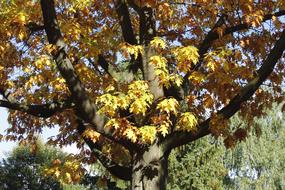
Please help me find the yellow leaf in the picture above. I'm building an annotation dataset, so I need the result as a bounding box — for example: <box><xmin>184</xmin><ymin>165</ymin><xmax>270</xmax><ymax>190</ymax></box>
<box><xmin>158</xmin><ymin>121</ymin><xmax>170</xmax><ymax>137</ymax></box>
<box><xmin>189</xmin><ymin>71</ymin><xmax>206</xmax><ymax>83</ymax></box>
<box><xmin>157</xmin><ymin>98</ymin><xmax>179</xmax><ymax>115</ymax></box>
<box><xmin>173</xmin><ymin>46</ymin><xmax>199</xmax><ymax>73</ymax></box>
<box><xmin>176</xmin><ymin>112</ymin><xmax>198</xmax><ymax>132</ymax></box>
<box><xmin>139</xmin><ymin>126</ymin><xmax>157</xmax><ymax>144</ymax></box>
<box><xmin>82</xmin><ymin>128</ymin><xmax>101</xmax><ymax>143</ymax></box>
<box><xmin>150</xmin><ymin>37</ymin><xmax>166</xmax><ymax>49</ymax></box>
<box><xmin>14</xmin><ymin>12</ymin><xmax>27</xmax><ymax>25</ymax></box>
<box><xmin>124</xmin><ymin>128</ymin><xmax>137</xmax><ymax>143</ymax></box>
<box><xmin>120</xmin><ymin>43</ymin><xmax>143</xmax><ymax>59</ymax></box>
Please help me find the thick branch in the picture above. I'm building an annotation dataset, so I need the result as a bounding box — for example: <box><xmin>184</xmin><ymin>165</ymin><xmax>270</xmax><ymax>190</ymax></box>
<box><xmin>40</xmin><ymin>0</ymin><xmax>140</xmax><ymax>152</ymax></box>
<box><xmin>0</xmin><ymin>88</ymin><xmax>73</xmax><ymax>117</ymax></box>
<box><xmin>199</xmin><ymin>10</ymin><xmax>285</xmax><ymax>61</ymax></box>
<box><xmin>137</xmin><ymin>6</ymin><xmax>164</xmax><ymax>100</ymax></box>
<box><xmin>164</xmin><ymin>28</ymin><xmax>285</xmax><ymax>150</ymax></box>
<box><xmin>182</xmin><ymin>10</ymin><xmax>285</xmax><ymax>88</ymax></box>
<box><xmin>115</xmin><ymin>0</ymin><xmax>137</xmax><ymax>45</ymax></box>
<box><xmin>0</xmin><ymin>99</ymin><xmax>73</xmax><ymax>118</ymax></box>
<box><xmin>76</xmin><ymin>118</ymin><xmax>132</xmax><ymax>180</ymax></box>
<box><xmin>40</xmin><ymin>0</ymin><xmax>109</xmax><ymax>135</ymax></box>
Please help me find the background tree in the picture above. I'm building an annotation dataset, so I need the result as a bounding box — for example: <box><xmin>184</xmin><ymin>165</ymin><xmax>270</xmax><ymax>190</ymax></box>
<box><xmin>223</xmin><ymin>103</ymin><xmax>285</xmax><ymax>190</ymax></box>
<box><xmin>0</xmin><ymin>140</ymin><xmax>97</xmax><ymax>190</ymax></box>
<box><xmin>167</xmin><ymin>102</ymin><xmax>285</xmax><ymax>190</ymax></box>
<box><xmin>0</xmin><ymin>0</ymin><xmax>285</xmax><ymax>189</ymax></box>
<box><xmin>0</xmin><ymin>140</ymin><xmax>65</xmax><ymax>190</ymax></box>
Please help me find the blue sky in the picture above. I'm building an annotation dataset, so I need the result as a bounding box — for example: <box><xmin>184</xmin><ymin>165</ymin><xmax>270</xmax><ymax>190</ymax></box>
<box><xmin>0</xmin><ymin>108</ymin><xmax>79</xmax><ymax>158</ymax></box>
<box><xmin>0</xmin><ymin>108</ymin><xmax>15</xmax><ymax>158</ymax></box>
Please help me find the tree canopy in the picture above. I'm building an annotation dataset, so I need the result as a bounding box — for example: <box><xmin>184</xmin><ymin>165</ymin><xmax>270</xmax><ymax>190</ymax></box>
<box><xmin>0</xmin><ymin>140</ymin><xmax>69</xmax><ymax>190</ymax></box>
<box><xmin>0</xmin><ymin>0</ymin><xmax>285</xmax><ymax>189</ymax></box>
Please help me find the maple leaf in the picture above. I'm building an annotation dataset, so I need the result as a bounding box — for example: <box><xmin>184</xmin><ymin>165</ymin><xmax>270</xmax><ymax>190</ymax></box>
<box><xmin>173</xmin><ymin>46</ymin><xmax>199</xmax><ymax>73</ymax></box>
<box><xmin>150</xmin><ymin>37</ymin><xmax>166</xmax><ymax>49</ymax></box>
<box><xmin>124</xmin><ymin>128</ymin><xmax>137</xmax><ymax>143</ymax></box>
<box><xmin>157</xmin><ymin>121</ymin><xmax>171</xmax><ymax>137</ymax></box>
<box><xmin>139</xmin><ymin>126</ymin><xmax>157</xmax><ymax>144</ymax></box>
<box><xmin>157</xmin><ymin>98</ymin><xmax>179</xmax><ymax>115</ymax></box>
<box><xmin>176</xmin><ymin>112</ymin><xmax>198</xmax><ymax>132</ymax></box>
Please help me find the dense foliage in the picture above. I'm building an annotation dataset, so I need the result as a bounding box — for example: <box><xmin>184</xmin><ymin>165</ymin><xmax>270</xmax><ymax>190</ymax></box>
<box><xmin>0</xmin><ymin>0</ymin><xmax>285</xmax><ymax>189</ymax></box>
<box><xmin>168</xmin><ymin>103</ymin><xmax>285</xmax><ymax>190</ymax></box>
<box><xmin>0</xmin><ymin>141</ymin><xmax>64</xmax><ymax>190</ymax></box>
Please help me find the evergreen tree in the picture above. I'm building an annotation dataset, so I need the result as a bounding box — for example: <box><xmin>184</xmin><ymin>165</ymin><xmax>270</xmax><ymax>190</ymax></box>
<box><xmin>168</xmin><ymin>103</ymin><xmax>285</xmax><ymax>190</ymax></box>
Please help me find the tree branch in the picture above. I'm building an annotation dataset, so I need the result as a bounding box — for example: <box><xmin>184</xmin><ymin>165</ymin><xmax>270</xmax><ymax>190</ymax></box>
<box><xmin>40</xmin><ymin>0</ymin><xmax>110</xmax><ymax>135</ymax></box>
<box><xmin>182</xmin><ymin>10</ymin><xmax>285</xmax><ymax>89</ymax></box>
<box><xmin>164</xmin><ymin>28</ymin><xmax>285</xmax><ymax>150</ymax></box>
<box><xmin>0</xmin><ymin>99</ymin><xmax>73</xmax><ymax>118</ymax></box>
<box><xmin>76</xmin><ymin>118</ymin><xmax>132</xmax><ymax>180</ymax></box>
<box><xmin>40</xmin><ymin>0</ymin><xmax>140</xmax><ymax>152</ymax></box>
<box><xmin>114</xmin><ymin>0</ymin><xmax>137</xmax><ymax>45</ymax></box>
<box><xmin>0</xmin><ymin>88</ymin><xmax>73</xmax><ymax>118</ymax></box>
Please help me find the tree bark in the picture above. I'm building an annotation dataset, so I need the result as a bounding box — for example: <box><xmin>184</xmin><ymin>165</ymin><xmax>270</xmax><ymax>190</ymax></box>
<box><xmin>131</xmin><ymin>143</ymin><xmax>169</xmax><ymax>190</ymax></box>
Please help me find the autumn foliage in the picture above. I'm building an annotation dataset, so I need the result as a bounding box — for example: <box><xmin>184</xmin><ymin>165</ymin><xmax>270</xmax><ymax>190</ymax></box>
<box><xmin>0</xmin><ymin>0</ymin><xmax>285</xmax><ymax>189</ymax></box>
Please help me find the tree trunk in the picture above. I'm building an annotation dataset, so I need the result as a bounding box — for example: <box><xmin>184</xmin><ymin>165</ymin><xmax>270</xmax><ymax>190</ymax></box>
<box><xmin>131</xmin><ymin>143</ymin><xmax>169</xmax><ymax>190</ymax></box>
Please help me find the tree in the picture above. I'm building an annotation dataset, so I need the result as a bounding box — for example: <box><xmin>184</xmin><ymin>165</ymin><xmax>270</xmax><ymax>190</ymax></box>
<box><xmin>0</xmin><ymin>140</ymin><xmax>93</xmax><ymax>190</ymax></box>
<box><xmin>223</xmin><ymin>103</ymin><xmax>285</xmax><ymax>190</ymax></box>
<box><xmin>0</xmin><ymin>140</ymin><xmax>64</xmax><ymax>190</ymax></box>
<box><xmin>168</xmin><ymin>136</ymin><xmax>227</xmax><ymax>190</ymax></box>
<box><xmin>167</xmin><ymin>102</ymin><xmax>285</xmax><ymax>190</ymax></box>
<box><xmin>0</xmin><ymin>0</ymin><xmax>285</xmax><ymax>189</ymax></box>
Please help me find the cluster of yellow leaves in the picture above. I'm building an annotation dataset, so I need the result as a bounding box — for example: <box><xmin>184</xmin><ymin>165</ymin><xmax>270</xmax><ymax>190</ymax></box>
<box><xmin>128</xmin><ymin>81</ymin><xmax>154</xmax><ymax>115</ymax></box>
<box><xmin>176</xmin><ymin>112</ymin><xmax>198</xmax><ymax>132</ymax></box>
<box><xmin>75</xmin><ymin>63</ymin><xmax>99</xmax><ymax>85</ymax></box>
<box><xmin>157</xmin><ymin>3</ymin><xmax>173</xmax><ymax>19</ymax></box>
<box><xmin>139</xmin><ymin>126</ymin><xmax>157</xmax><ymax>144</ymax></box>
<box><xmin>120</xmin><ymin>43</ymin><xmax>143</xmax><ymax>59</ymax></box>
<box><xmin>123</xmin><ymin>127</ymin><xmax>138</xmax><ymax>143</ymax></box>
<box><xmin>68</xmin><ymin>0</ymin><xmax>93</xmax><ymax>12</ymax></box>
<box><xmin>13</xmin><ymin>12</ymin><xmax>28</xmax><ymax>26</ymax></box>
<box><xmin>96</xmin><ymin>92</ymin><xmax>128</xmax><ymax>116</ymax></box>
<box><xmin>157</xmin><ymin>97</ymin><xmax>179</xmax><ymax>115</ymax></box>
<box><xmin>173</xmin><ymin>46</ymin><xmax>199</xmax><ymax>73</ymax></box>
<box><xmin>105</xmin><ymin>118</ymin><xmax>138</xmax><ymax>143</ymax></box>
<box><xmin>97</xmin><ymin>81</ymin><xmax>154</xmax><ymax>116</ymax></box>
<box><xmin>45</xmin><ymin>158</ymin><xmax>84</xmax><ymax>184</ymax></box>
<box><xmin>82</xmin><ymin>128</ymin><xmax>101</xmax><ymax>143</ymax></box>
<box><xmin>61</xmin><ymin>21</ymin><xmax>82</xmax><ymax>41</ymax></box>
<box><xmin>150</xmin><ymin>37</ymin><xmax>166</xmax><ymax>49</ymax></box>
<box><xmin>149</xmin><ymin>55</ymin><xmax>182</xmax><ymax>87</ymax></box>
<box><xmin>157</xmin><ymin>120</ymin><xmax>171</xmax><ymax>137</ymax></box>
<box><xmin>155</xmin><ymin>98</ymin><xmax>179</xmax><ymax>136</ymax></box>
<box><xmin>189</xmin><ymin>71</ymin><xmax>206</xmax><ymax>84</ymax></box>
<box><xmin>34</xmin><ymin>55</ymin><xmax>53</xmax><ymax>70</ymax></box>
<box><xmin>105</xmin><ymin>119</ymin><xmax>157</xmax><ymax>144</ymax></box>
